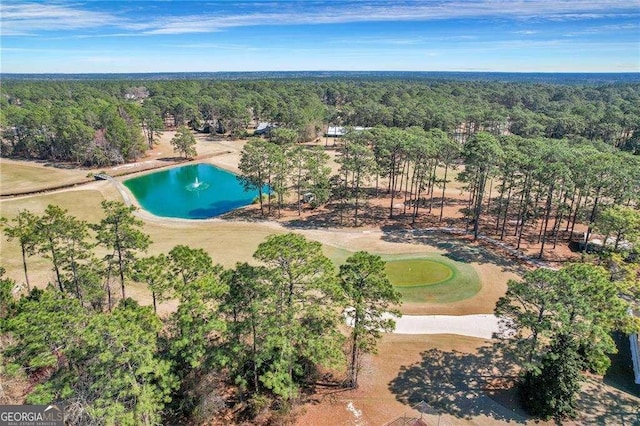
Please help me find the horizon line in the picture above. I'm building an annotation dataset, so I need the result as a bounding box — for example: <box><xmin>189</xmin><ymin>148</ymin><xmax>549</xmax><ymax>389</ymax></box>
<box><xmin>2</xmin><ymin>70</ymin><xmax>639</xmax><ymax>75</ymax></box>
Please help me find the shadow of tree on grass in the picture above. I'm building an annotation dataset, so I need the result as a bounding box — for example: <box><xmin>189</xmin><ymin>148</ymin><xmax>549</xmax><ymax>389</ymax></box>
<box><xmin>576</xmin><ymin>377</ymin><xmax>640</xmax><ymax>425</ymax></box>
<box><xmin>388</xmin><ymin>345</ymin><xmax>529</xmax><ymax>423</ymax></box>
<box><xmin>380</xmin><ymin>225</ymin><xmax>527</xmax><ymax>274</ymax></box>
<box><xmin>389</xmin><ymin>342</ymin><xmax>640</xmax><ymax>425</ymax></box>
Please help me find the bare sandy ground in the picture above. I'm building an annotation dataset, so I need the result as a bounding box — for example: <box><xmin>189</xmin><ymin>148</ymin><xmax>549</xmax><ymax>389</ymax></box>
<box><xmin>388</xmin><ymin>314</ymin><xmax>499</xmax><ymax>338</ymax></box>
<box><xmin>297</xmin><ymin>333</ymin><xmax>640</xmax><ymax>426</ymax></box>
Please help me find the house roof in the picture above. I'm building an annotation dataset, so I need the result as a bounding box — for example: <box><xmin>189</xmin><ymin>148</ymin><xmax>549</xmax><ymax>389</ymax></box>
<box><xmin>326</xmin><ymin>126</ymin><xmax>370</xmax><ymax>136</ymax></box>
<box><xmin>254</xmin><ymin>122</ymin><xmax>277</xmax><ymax>135</ymax></box>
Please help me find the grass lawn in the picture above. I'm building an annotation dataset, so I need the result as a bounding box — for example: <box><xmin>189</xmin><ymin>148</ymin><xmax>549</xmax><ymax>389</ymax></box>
<box><xmin>384</xmin><ymin>254</ymin><xmax>481</xmax><ymax>304</ymax></box>
<box><xmin>0</xmin><ymin>160</ymin><xmax>90</xmax><ymax>195</ymax></box>
<box><xmin>2</xmin><ymin>179</ymin><xmax>483</xmax><ymax>311</ymax></box>
<box><xmin>1</xmin><ymin>187</ymin><xmax>115</xmax><ymax>222</ymax></box>
<box><xmin>0</xmin><ymin>184</ymin><xmax>282</xmax><ymax>297</ymax></box>
<box><xmin>323</xmin><ymin>247</ymin><xmax>481</xmax><ymax>304</ymax></box>
<box><xmin>385</xmin><ymin>259</ymin><xmax>453</xmax><ymax>287</ymax></box>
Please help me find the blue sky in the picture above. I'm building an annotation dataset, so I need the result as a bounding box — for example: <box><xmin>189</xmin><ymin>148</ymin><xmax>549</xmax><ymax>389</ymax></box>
<box><xmin>1</xmin><ymin>0</ymin><xmax>638</xmax><ymax>73</ymax></box>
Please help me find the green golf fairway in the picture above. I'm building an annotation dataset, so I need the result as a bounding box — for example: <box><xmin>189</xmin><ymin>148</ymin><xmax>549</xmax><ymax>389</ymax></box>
<box><xmin>385</xmin><ymin>259</ymin><xmax>453</xmax><ymax>287</ymax></box>
<box><xmin>323</xmin><ymin>247</ymin><xmax>482</xmax><ymax>304</ymax></box>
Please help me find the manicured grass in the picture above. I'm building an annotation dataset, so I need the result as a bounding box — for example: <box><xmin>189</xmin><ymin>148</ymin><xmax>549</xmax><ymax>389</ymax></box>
<box><xmin>0</xmin><ymin>160</ymin><xmax>89</xmax><ymax>195</ymax></box>
<box><xmin>0</xmin><ymin>188</ymin><xmax>112</xmax><ymax>222</ymax></box>
<box><xmin>1</xmin><ymin>183</ymin><xmax>478</xmax><ymax>307</ymax></box>
<box><xmin>394</xmin><ymin>266</ymin><xmax>480</xmax><ymax>304</ymax></box>
<box><xmin>384</xmin><ymin>254</ymin><xmax>481</xmax><ymax>304</ymax></box>
<box><xmin>322</xmin><ymin>247</ymin><xmax>481</xmax><ymax>304</ymax></box>
<box><xmin>0</xmin><ymin>185</ymin><xmax>283</xmax><ymax>296</ymax></box>
<box><xmin>385</xmin><ymin>259</ymin><xmax>453</xmax><ymax>287</ymax></box>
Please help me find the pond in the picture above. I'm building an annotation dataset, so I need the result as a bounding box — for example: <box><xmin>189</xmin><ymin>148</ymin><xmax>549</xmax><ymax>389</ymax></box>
<box><xmin>124</xmin><ymin>163</ymin><xmax>264</xmax><ymax>219</ymax></box>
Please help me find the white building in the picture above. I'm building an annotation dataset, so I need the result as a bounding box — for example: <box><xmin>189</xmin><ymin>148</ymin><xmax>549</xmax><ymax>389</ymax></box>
<box><xmin>325</xmin><ymin>126</ymin><xmax>370</xmax><ymax>137</ymax></box>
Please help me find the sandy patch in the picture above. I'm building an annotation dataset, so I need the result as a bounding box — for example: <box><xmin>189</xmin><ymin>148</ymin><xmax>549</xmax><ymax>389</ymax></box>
<box><xmin>391</xmin><ymin>314</ymin><xmax>499</xmax><ymax>339</ymax></box>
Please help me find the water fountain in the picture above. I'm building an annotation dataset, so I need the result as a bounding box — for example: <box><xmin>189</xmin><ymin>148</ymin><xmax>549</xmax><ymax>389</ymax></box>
<box><xmin>186</xmin><ymin>176</ymin><xmax>210</xmax><ymax>192</ymax></box>
<box><xmin>125</xmin><ymin>163</ymin><xmax>268</xmax><ymax>219</ymax></box>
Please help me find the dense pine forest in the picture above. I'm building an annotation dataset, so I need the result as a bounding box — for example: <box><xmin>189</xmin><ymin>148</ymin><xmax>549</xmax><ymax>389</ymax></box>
<box><xmin>2</xmin><ymin>78</ymin><xmax>639</xmax><ymax>251</ymax></box>
<box><xmin>2</xmin><ymin>79</ymin><xmax>640</xmax><ymax>165</ymax></box>
<box><xmin>1</xmin><ymin>78</ymin><xmax>639</xmax><ymax>424</ymax></box>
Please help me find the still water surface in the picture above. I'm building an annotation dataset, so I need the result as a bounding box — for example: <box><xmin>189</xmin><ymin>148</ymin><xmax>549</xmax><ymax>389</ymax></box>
<box><xmin>124</xmin><ymin>163</ymin><xmax>263</xmax><ymax>219</ymax></box>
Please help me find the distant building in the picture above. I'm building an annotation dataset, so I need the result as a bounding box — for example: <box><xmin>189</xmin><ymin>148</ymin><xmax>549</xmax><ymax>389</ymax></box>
<box><xmin>325</xmin><ymin>126</ymin><xmax>370</xmax><ymax>137</ymax></box>
<box><xmin>123</xmin><ymin>86</ymin><xmax>149</xmax><ymax>100</ymax></box>
<box><xmin>302</xmin><ymin>192</ymin><xmax>315</xmax><ymax>204</ymax></box>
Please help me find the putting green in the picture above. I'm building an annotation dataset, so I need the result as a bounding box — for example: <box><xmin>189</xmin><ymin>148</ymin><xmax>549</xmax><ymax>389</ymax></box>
<box><xmin>323</xmin><ymin>246</ymin><xmax>481</xmax><ymax>304</ymax></box>
<box><xmin>385</xmin><ymin>259</ymin><xmax>453</xmax><ymax>288</ymax></box>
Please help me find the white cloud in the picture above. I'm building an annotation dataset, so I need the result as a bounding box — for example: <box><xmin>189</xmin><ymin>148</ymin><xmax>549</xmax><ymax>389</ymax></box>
<box><xmin>166</xmin><ymin>42</ymin><xmax>260</xmax><ymax>51</ymax></box>
<box><xmin>138</xmin><ymin>1</ymin><xmax>638</xmax><ymax>35</ymax></box>
<box><xmin>564</xmin><ymin>22</ymin><xmax>640</xmax><ymax>36</ymax></box>
<box><xmin>326</xmin><ymin>34</ymin><xmax>479</xmax><ymax>47</ymax></box>
<box><xmin>1</xmin><ymin>1</ymin><xmax>637</xmax><ymax>37</ymax></box>
<box><xmin>0</xmin><ymin>2</ymin><xmax>118</xmax><ymax>35</ymax></box>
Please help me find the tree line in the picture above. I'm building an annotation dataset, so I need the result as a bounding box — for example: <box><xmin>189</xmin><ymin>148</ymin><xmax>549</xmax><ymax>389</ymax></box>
<box><xmin>238</xmin><ymin>126</ymin><xmax>640</xmax><ymax>258</ymax></box>
<box><xmin>2</xmin><ymin>79</ymin><xmax>639</xmax><ymax>166</ymax></box>
<box><xmin>0</xmin><ymin>202</ymin><xmax>400</xmax><ymax>424</ymax></box>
